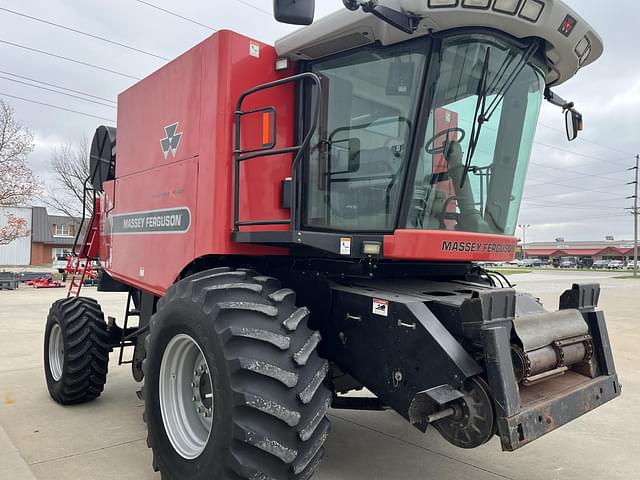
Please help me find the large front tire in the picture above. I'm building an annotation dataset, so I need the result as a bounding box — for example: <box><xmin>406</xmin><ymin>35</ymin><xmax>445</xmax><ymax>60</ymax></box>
<box><xmin>44</xmin><ymin>297</ymin><xmax>110</xmax><ymax>405</ymax></box>
<box><xmin>144</xmin><ymin>268</ymin><xmax>331</xmax><ymax>480</ymax></box>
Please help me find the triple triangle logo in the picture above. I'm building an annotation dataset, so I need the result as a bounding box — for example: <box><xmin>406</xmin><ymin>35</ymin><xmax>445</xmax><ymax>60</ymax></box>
<box><xmin>160</xmin><ymin>122</ymin><xmax>183</xmax><ymax>160</ymax></box>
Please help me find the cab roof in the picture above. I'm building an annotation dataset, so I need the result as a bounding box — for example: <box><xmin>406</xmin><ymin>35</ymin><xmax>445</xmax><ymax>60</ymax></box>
<box><xmin>275</xmin><ymin>0</ymin><xmax>603</xmax><ymax>86</ymax></box>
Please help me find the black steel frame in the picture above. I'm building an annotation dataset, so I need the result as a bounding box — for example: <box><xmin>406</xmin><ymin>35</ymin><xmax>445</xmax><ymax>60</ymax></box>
<box><xmin>233</xmin><ymin>72</ymin><xmax>322</xmax><ymax>233</ymax></box>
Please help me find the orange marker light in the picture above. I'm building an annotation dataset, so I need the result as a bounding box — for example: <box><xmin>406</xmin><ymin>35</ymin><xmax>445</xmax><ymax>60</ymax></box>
<box><xmin>262</xmin><ymin>111</ymin><xmax>272</xmax><ymax>146</ymax></box>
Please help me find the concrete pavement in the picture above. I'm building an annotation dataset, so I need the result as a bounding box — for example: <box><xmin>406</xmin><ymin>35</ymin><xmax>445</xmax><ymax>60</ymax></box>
<box><xmin>0</xmin><ymin>270</ymin><xmax>637</xmax><ymax>479</ymax></box>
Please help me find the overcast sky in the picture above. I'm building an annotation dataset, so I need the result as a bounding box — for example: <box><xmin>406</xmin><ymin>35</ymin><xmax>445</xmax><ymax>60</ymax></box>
<box><xmin>0</xmin><ymin>0</ymin><xmax>637</xmax><ymax>243</ymax></box>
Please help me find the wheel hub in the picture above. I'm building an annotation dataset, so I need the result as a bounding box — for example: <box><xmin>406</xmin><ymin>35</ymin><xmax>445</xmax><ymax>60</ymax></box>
<box><xmin>159</xmin><ymin>334</ymin><xmax>214</xmax><ymax>460</ymax></box>
<box><xmin>191</xmin><ymin>360</ymin><xmax>214</xmax><ymax>418</ymax></box>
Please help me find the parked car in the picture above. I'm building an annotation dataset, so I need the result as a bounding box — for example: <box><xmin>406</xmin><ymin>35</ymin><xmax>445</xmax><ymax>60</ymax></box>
<box><xmin>626</xmin><ymin>261</ymin><xmax>639</xmax><ymax>270</ymax></box>
<box><xmin>519</xmin><ymin>259</ymin><xmax>543</xmax><ymax>268</ymax></box>
<box><xmin>608</xmin><ymin>260</ymin><xmax>624</xmax><ymax>270</ymax></box>
<box><xmin>52</xmin><ymin>254</ymin><xmax>69</xmax><ymax>274</ymax></box>
<box><xmin>592</xmin><ymin>260</ymin><xmax>610</xmax><ymax>270</ymax></box>
<box><xmin>560</xmin><ymin>259</ymin><xmax>577</xmax><ymax>269</ymax></box>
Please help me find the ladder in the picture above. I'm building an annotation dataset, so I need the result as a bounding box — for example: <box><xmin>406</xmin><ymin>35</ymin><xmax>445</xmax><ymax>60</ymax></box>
<box><xmin>66</xmin><ymin>256</ymin><xmax>96</xmax><ymax>297</ymax></box>
<box><xmin>66</xmin><ymin>197</ymin><xmax>101</xmax><ymax>298</ymax></box>
<box><xmin>118</xmin><ymin>291</ymin><xmax>141</xmax><ymax>365</ymax></box>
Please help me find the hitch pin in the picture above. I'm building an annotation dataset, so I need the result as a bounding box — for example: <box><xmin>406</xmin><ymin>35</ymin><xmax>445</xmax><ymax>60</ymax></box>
<box><xmin>398</xmin><ymin>320</ymin><xmax>417</xmax><ymax>330</ymax></box>
<box><xmin>426</xmin><ymin>407</ymin><xmax>456</xmax><ymax>423</ymax></box>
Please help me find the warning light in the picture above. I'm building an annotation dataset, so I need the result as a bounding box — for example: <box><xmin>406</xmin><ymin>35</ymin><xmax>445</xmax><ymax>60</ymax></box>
<box><xmin>558</xmin><ymin>14</ymin><xmax>577</xmax><ymax>37</ymax></box>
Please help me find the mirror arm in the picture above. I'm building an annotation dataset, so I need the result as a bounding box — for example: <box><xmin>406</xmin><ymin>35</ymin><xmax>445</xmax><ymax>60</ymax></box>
<box><xmin>344</xmin><ymin>1</ymin><xmax>420</xmax><ymax>34</ymax></box>
<box><xmin>544</xmin><ymin>87</ymin><xmax>574</xmax><ymax>111</ymax></box>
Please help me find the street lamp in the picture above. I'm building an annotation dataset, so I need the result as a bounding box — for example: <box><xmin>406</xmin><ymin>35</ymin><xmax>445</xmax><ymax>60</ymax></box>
<box><xmin>519</xmin><ymin>224</ymin><xmax>531</xmax><ymax>259</ymax></box>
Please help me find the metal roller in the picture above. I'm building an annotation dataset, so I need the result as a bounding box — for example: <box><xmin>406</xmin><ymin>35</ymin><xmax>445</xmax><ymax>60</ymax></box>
<box><xmin>512</xmin><ymin>334</ymin><xmax>593</xmax><ymax>385</ymax></box>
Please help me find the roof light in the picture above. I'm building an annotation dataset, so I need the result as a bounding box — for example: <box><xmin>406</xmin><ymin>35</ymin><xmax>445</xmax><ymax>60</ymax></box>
<box><xmin>275</xmin><ymin>58</ymin><xmax>290</xmax><ymax>71</ymax></box>
<box><xmin>575</xmin><ymin>37</ymin><xmax>590</xmax><ymax>58</ymax></box>
<box><xmin>462</xmin><ymin>0</ymin><xmax>491</xmax><ymax>9</ymax></box>
<box><xmin>558</xmin><ymin>14</ymin><xmax>577</xmax><ymax>37</ymax></box>
<box><xmin>519</xmin><ymin>0</ymin><xmax>544</xmax><ymax>22</ymax></box>
<box><xmin>428</xmin><ymin>0</ymin><xmax>459</xmax><ymax>8</ymax></box>
<box><xmin>578</xmin><ymin>44</ymin><xmax>592</xmax><ymax>66</ymax></box>
<box><xmin>493</xmin><ymin>0</ymin><xmax>521</xmax><ymax>15</ymax></box>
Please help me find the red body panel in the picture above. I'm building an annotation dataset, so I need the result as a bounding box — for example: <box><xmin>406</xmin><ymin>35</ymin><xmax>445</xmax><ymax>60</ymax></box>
<box><xmin>384</xmin><ymin>231</ymin><xmax>517</xmax><ymax>262</ymax></box>
<box><xmin>101</xmin><ymin>31</ymin><xmax>292</xmax><ymax>295</ymax></box>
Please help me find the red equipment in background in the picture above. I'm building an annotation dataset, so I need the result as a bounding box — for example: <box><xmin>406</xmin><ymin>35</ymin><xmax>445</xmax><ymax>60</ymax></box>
<box><xmin>31</xmin><ymin>277</ymin><xmax>64</xmax><ymax>289</ymax></box>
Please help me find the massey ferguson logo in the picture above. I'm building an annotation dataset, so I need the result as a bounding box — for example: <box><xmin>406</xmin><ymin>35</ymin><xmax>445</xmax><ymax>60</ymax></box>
<box><xmin>160</xmin><ymin>122</ymin><xmax>182</xmax><ymax>160</ymax></box>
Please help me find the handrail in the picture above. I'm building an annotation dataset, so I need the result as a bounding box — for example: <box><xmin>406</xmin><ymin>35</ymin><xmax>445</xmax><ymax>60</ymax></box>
<box><xmin>234</xmin><ymin>72</ymin><xmax>322</xmax><ymax>233</ymax></box>
<box><xmin>71</xmin><ymin>153</ymin><xmax>102</xmax><ymax>259</ymax></box>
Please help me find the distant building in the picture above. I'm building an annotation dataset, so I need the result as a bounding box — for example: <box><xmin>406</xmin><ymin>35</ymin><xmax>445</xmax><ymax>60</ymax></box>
<box><xmin>524</xmin><ymin>239</ymin><xmax>637</xmax><ymax>263</ymax></box>
<box><xmin>0</xmin><ymin>207</ymin><xmax>83</xmax><ymax>266</ymax></box>
<box><xmin>0</xmin><ymin>207</ymin><xmax>32</xmax><ymax>266</ymax></box>
<box><xmin>30</xmin><ymin>207</ymin><xmax>82</xmax><ymax>265</ymax></box>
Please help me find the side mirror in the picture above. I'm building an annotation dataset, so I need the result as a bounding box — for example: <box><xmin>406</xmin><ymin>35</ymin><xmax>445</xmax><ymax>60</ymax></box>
<box><xmin>273</xmin><ymin>0</ymin><xmax>315</xmax><ymax>25</ymax></box>
<box><xmin>565</xmin><ymin>109</ymin><xmax>583</xmax><ymax>142</ymax></box>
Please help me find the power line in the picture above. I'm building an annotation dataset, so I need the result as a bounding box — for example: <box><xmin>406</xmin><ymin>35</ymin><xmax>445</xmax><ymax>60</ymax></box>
<box><xmin>524</xmin><ymin>186</ymin><xmax>625</xmax><ymax>200</ymax></box>
<box><xmin>529</xmin><ymin>162</ymin><xmax>631</xmax><ymax>181</ymax></box>
<box><xmin>533</xmin><ymin>141</ymin><xmax>633</xmax><ymax>168</ymax></box>
<box><xmin>521</xmin><ymin>201</ymin><xmax>624</xmax><ymax>211</ymax></box>
<box><xmin>527</xmin><ymin>170</ymin><xmax>631</xmax><ymax>187</ymax></box>
<box><xmin>0</xmin><ymin>70</ymin><xmax>116</xmax><ymax>104</ymax></box>
<box><xmin>234</xmin><ymin>0</ymin><xmax>272</xmax><ymax>16</ymax></box>
<box><xmin>0</xmin><ymin>74</ymin><xmax>116</xmax><ymax>109</ymax></box>
<box><xmin>538</xmin><ymin>122</ymin><xmax>635</xmax><ymax>157</ymax></box>
<box><xmin>0</xmin><ymin>92</ymin><xmax>115</xmax><ymax>122</ymax></box>
<box><xmin>0</xmin><ymin>7</ymin><xmax>169</xmax><ymax>61</ymax></box>
<box><xmin>0</xmin><ymin>39</ymin><xmax>141</xmax><ymax>80</ymax></box>
<box><xmin>523</xmin><ymin>196</ymin><xmax>628</xmax><ymax>208</ymax></box>
<box><xmin>133</xmin><ymin>0</ymin><xmax>217</xmax><ymax>31</ymax></box>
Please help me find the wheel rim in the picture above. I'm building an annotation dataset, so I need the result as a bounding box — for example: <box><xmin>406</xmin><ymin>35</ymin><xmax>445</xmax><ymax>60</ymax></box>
<box><xmin>49</xmin><ymin>323</ymin><xmax>64</xmax><ymax>381</ymax></box>
<box><xmin>159</xmin><ymin>334</ymin><xmax>214</xmax><ymax>460</ymax></box>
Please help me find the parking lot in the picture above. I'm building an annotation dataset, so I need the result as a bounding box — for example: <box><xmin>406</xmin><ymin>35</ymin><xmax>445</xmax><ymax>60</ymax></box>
<box><xmin>0</xmin><ymin>270</ymin><xmax>638</xmax><ymax>480</ymax></box>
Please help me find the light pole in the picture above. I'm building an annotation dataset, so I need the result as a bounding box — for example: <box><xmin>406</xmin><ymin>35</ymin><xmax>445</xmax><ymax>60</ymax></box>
<box><xmin>519</xmin><ymin>224</ymin><xmax>531</xmax><ymax>259</ymax></box>
<box><xmin>630</xmin><ymin>155</ymin><xmax>639</xmax><ymax>277</ymax></box>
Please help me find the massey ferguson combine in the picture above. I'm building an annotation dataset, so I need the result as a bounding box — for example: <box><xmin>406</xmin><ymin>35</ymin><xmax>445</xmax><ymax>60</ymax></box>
<box><xmin>43</xmin><ymin>1</ymin><xmax>619</xmax><ymax>478</ymax></box>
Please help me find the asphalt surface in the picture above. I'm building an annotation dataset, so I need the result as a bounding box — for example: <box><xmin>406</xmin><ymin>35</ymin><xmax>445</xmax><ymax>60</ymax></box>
<box><xmin>0</xmin><ymin>269</ymin><xmax>638</xmax><ymax>479</ymax></box>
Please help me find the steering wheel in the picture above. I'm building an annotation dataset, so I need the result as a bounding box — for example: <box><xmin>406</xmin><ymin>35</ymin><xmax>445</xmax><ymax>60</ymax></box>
<box><xmin>425</xmin><ymin>128</ymin><xmax>466</xmax><ymax>155</ymax></box>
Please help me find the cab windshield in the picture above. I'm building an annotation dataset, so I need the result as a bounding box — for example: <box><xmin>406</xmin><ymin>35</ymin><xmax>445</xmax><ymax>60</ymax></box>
<box><xmin>304</xmin><ymin>33</ymin><xmax>546</xmax><ymax>235</ymax></box>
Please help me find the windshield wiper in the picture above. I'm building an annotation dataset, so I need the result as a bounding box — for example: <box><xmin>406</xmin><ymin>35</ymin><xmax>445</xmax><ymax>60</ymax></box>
<box><xmin>460</xmin><ymin>48</ymin><xmax>490</xmax><ymax>189</ymax></box>
<box><xmin>460</xmin><ymin>42</ymin><xmax>540</xmax><ymax>188</ymax></box>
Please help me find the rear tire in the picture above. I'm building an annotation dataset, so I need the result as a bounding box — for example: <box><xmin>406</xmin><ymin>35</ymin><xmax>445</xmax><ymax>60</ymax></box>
<box><xmin>143</xmin><ymin>267</ymin><xmax>331</xmax><ymax>480</ymax></box>
<box><xmin>44</xmin><ymin>297</ymin><xmax>110</xmax><ymax>405</ymax></box>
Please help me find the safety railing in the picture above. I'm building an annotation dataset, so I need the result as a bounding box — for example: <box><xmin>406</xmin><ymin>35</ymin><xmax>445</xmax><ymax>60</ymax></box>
<box><xmin>233</xmin><ymin>72</ymin><xmax>321</xmax><ymax>232</ymax></box>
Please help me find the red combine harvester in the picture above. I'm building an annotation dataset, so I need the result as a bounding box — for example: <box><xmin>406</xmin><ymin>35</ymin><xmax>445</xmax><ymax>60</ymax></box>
<box><xmin>44</xmin><ymin>1</ymin><xmax>619</xmax><ymax>479</ymax></box>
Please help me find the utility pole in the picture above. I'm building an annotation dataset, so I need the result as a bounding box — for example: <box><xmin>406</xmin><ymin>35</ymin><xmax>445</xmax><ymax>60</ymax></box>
<box><xmin>519</xmin><ymin>224</ymin><xmax>531</xmax><ymax>259</ymax></box>
<box><xmin>629</xmin><ymin>155</ymin><xmax>639</xmax><ymax>277</ymax></box>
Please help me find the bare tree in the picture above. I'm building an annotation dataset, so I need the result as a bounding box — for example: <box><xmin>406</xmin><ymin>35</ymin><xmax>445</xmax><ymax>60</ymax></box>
<box><xmin>0</xmin><ymin>99</ymin><xmax>37</xmax><ymax>246</ymax></box>
<box><xmin>0</xmin><ymin>99</ymin><xmax>37</xmax><ymax>207</ymax></box>
<box><xmin>46</xmin><ymin>136</ymin><xmax>92</xmax><ymax>219</ymax></box>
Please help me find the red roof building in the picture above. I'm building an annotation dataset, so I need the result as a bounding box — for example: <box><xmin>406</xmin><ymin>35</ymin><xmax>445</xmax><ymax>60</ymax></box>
<box><xmin>523</xmin><ymin>240</ymin><xmax>637</xmax><ymax>262</ymax></box>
